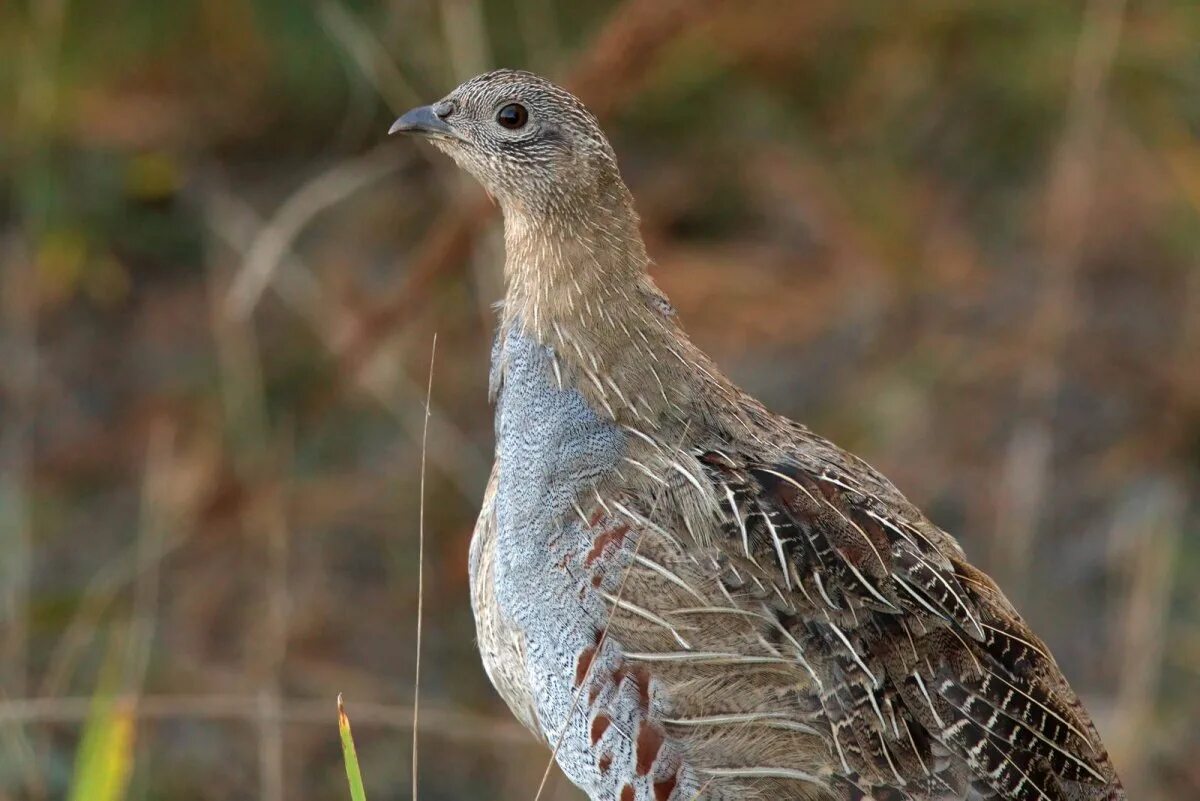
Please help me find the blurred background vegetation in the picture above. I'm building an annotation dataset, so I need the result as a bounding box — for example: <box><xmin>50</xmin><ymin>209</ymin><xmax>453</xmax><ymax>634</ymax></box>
<box><xmin>1</xmin><ymin>0</ymin><xmax>1198</xmax><ymax>798</ymax></box>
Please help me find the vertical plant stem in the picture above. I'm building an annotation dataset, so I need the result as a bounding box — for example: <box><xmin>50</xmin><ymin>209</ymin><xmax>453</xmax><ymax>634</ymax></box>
<box><xmin>995</xmin><ymin>0</ymin><xmax>1127</xmax><ymax>594</ymax></box>
<box><xmin>338</xmin><ymin>695</ymin><xmax>368</xmax><ymax>801</ymax></box>
<box><xmin>207</xmin><ymin>250</ymin><xmax>288</xmax><ymax>801</ymax></box>
<box><xmin>412</xmin><ymin>334</ymin><xmax>436</xmax><ymax>801</ymax></box>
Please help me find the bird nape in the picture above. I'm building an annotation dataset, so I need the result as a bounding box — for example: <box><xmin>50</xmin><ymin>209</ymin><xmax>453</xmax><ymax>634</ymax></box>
<box><xmin>390</xmin><ymin>69</ymin><xmax>1125</xmax><ymax>801</ymax></box>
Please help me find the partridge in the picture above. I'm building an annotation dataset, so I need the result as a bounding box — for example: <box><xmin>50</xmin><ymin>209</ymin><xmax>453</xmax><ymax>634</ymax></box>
<box><xmin>390</xmin><ymin>70</ymin><xmax>1125</xmax><ymax>801</ymax></box>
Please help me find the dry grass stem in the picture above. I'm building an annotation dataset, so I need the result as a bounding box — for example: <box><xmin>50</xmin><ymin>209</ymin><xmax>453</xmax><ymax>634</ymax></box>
<box><xmin>124</xmin><ymin>421</ymin><xmax>176</xmax><ymax>695</ymax></box>
<box><xmin>0</xmin><ymin>694</ymin><xmax>532</xmax><ymax>743</ymax></box>
<box><xmin>318</xmin><ymin>1</ymin><xmax>422</xmax><ymax>114</ymax></box>
<box><xmin>440</xmin><ymin>0</ymin><xmax>493</xmax><ymax>82</ymax></box>
<box><xmin>994</xmin><ymin>0</ymin><xmax>1127</xmax><ymax>593</ymax></box>
<box><xmin>0</xmin><ymin>237</ymin><xmax>40</xmax><ymax>799</ymax></box>
<box><xmin>412</xmin><ymin>334</ymin><xmax>437</xmax><ymax>801</ymax></box>
<box><xmin>209</xmin><ymin>238</ymin><xmax>293</xmax><ymax>801</ymax></box>
<box><xmin>201</xmin><ymin>181</ymin><xmax>490</xmax><ymax>494</ymax></box>
<box><xmin>1109</xmin><ymin>483</ymin><xmax>1185</xmax><ymax>784</ymax></box>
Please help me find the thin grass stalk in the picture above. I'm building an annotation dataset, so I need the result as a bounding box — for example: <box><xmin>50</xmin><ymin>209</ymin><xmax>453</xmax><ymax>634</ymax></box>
<box><xmin>412</xmin><ymin>334</ymin><xmax>437</xmax><ymax>801</ymax></box>
<box><xmin>338</xmin><ymin>694</ymin><xmax>369</xmax><ymax>801</ymax></box>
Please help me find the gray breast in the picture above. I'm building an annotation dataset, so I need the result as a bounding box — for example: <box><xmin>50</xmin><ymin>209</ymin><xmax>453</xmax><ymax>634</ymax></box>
<box><xmin>492</xmin><ymin>325</ymin><xmax>625</xmax><ymax>545</ymax></box>
<box><xmin>490</xmin><ymin>325</ymin><xmax>632</xmax><ymax>796</ymax></box>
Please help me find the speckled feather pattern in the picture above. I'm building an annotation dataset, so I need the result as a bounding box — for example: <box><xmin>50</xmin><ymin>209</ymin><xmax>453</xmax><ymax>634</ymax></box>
<box><xmin>402</xmin><ymin>69</ymin><xmax>1127</xmax><ymax>801</ymax></box>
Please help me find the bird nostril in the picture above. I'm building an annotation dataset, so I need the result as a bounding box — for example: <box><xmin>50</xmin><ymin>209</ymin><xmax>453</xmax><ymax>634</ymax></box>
<box><xmin>433</xmin><ymin>101</ymin><xmax>454</xmax><ymax>120</ymax></box>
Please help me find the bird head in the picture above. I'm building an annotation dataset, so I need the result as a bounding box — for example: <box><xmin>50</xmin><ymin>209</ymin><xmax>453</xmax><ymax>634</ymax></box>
<box><xmin>389</xmin><ymin>70</ymin><xmax>623</xmax><ymax>218</ymax></box>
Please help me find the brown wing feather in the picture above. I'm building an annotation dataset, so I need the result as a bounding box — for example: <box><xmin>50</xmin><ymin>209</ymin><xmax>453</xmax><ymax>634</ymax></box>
<box><xmin>697</xmin><ymin>449</ymin><xmax>1124</xmax><ymax>801</ymax></box>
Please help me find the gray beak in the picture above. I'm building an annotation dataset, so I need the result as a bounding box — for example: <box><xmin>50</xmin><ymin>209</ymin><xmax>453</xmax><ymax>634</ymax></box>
<box><xmin>388</xmin><ymin>104</ymin><xmax>453</xmax><ymax>137</ymax></box>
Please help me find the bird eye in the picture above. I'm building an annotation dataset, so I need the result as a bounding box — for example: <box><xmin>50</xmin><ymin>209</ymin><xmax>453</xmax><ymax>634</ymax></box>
<box><xmin>496</xmin><ymin>103</ymin><xmax>528</xmax><ymax>130</ymax></box>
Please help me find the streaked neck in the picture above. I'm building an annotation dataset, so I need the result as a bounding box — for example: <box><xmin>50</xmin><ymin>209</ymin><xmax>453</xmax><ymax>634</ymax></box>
<box><xmin>500</xmin><ymin>186</ymin><xmax>647</xmax><ymax>336</ymax></box>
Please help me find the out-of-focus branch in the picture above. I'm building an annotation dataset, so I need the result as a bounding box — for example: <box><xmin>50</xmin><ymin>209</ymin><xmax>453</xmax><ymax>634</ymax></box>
<box><xmin>560</xmin><ymin>0</ymin><xmax>728</xmax><ymax>119</ymax></box>
<box><xmin>338</xmin><ymin>0</ymin><xmax>733</xmax><ymax>374</ymax></box>
<box><xmin>0</xmin><ymin>695</ymin><xmax>532</xmax><ymax>745</ymax></box>
<box><xmin>514</xmin><ymin>0</ymin><xmax>564</xmax><ymax>73</ymax></box>
<box><xmin>4</xmin><ymin>1</ymin><xmax>68</xmax><ymax>795</ymax></box>
<box><xmin>223</xmin><ymin>143</ymin><xmax>404</xmax><ymax>318</ymax></box>
<box><xmin>0</xmin><ymin>238</ymin><xmax>36</xmax><ymax>708</ymax></box>
<box><xmin>440</xmin><ymin>0</ymin><xmax>493</xmax><ymax>83</ymax></box>
<box><xmin>201</xmin><ymin>180</ymin><xmax>490</xmax><ymax>497</ymax></box>
<box><xmin>0</xmin><ymin>235</ymin><xmax>42</xmax><ymax>801</ymax></box>
<box><xmin>1104</xmin><ymin>480</ymin><xmax>1185</xmax><ymax>783</ymax></box>
<box><xmin>124</xmin><ymin>422</ymin><xmax>178</xmax><ymax>695</ymax></box>
<box><xmin>208</xmin><ymin>252</ymin><xmax>291</xmax><ymax>801</ymax></box>
<box><xmin>318</xmin><ymin>1</ymin><xmax>422</xmax><ymax>114</ymax></box>
<box><xmin>993</xmin><ymin>0</ymin><xmax>1126</xmax><ymax>593</ymax></box>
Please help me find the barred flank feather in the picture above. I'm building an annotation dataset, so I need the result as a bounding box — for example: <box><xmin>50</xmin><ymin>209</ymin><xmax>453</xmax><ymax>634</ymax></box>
<box><xmin>695</xmin><ymin>453</ymin><xmax>1120</xmax><ymax>800</ymax></box>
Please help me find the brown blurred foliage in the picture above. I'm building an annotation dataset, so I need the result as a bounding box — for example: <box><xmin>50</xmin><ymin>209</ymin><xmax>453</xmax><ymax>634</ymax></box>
<box><xmin>1</xmin><ymin>0</ymin><xmax>1198</xmax><ymax>799</ymax></box>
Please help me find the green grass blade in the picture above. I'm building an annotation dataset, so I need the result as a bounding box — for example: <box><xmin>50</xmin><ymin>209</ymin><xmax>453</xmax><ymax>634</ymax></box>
<box><xmin>68</xmin><ymin>697</ymin><xmax>135</xmax><ymax>801</ymax></box>
<box><xmin>69</xmin><ymin>641</ymin><xmax>135</xmax><ymax>801</ymax></box>
<box><xmin>338</xmin><ymin>694</ymin><xmax>368</xmax><ymax>801</ymax></box>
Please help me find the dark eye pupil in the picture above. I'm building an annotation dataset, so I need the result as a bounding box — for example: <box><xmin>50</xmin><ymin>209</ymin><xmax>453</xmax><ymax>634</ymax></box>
<box><xmin>497</xmin><ymin>103</ymin><xmax>528</xmax><ymax>130</ymax></box>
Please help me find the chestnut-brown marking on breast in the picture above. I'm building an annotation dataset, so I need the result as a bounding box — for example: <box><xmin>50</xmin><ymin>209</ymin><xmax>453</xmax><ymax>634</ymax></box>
<box><xmin>574</xmin><ymin>629</ymin><xmax>605</xmax><ymax>688</ymax></box>
<box><xmin>590</xmin><ymin>713</ymin><xmax>612</xmax><ymax>745</ymax></box>
<box><xmin>598</xmin><ymin>753</ymin><xmax>613</xmax><ymax>774</ymax></box>
<box><xmin>653</xmin><ymin>773</ymin><xmax>678</xmax><ymax>801</ymax></box>
<box><xmin>575</xmin><ymin>644</ymin><xmax>598</xmax><ymax>687</ymax></box>
<box><xmin>585</xmin><ymin>523</ymin><xmax>630</xmax><ymax>566</ymax></box>
<box><xmin>636</xmin><ymin>723</ymin><xmax>665</xmax><ymax>775</ymax></box>
<box><xmin>620</xmin><ymin>785</ymin><xmax>635</xmax><ymax>801</ymax></box>
<box><xmin>614</xmin><ymin>663</ymin><xmax>652</xmax><ymax>710</ymax></box>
